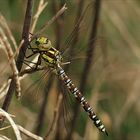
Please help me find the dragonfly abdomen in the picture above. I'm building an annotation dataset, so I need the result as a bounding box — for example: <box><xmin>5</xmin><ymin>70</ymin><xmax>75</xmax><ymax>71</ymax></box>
<box><xmin>56</xmin><ymin>65</ymin><xmax>108</xmax><ymax>135</ymax></box>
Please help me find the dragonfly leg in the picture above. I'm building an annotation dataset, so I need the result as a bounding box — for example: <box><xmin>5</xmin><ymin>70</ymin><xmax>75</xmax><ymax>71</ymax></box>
<box><xmin>23</xmin><ymin>55</ymin><xmax>42</xmax><ymax>70</ymax></box>
<box><xmin>34</xmin><ymin>55</ymin><xmax>42</xmax><ymax>70</ymax></box>
<box><xmin>24</xmin><ymin>52</ymin><xmax>38</xmax><ymax>59</ymax></box>
<box><xmin>23</xmin><ymin>61</ymin><xmax>35</xmax><ymax>69</ymax></box>
<box><xmin>23</xmin><ymin>59</ymin><xmax>37</xmax><ymax>64</ymax></box>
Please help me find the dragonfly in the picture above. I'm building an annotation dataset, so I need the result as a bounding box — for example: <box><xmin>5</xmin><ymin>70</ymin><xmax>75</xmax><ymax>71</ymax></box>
<box><xmin>24</xmin><ymin>36</ymin><xmax>108</xmax><ymax>136</ymax></box>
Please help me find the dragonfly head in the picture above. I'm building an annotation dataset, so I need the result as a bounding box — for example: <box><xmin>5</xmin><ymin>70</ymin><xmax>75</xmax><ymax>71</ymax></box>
<box><xmin>35</xmin><ymin>37</ymin><xmax>52</xmax><ymax>51</ymax></box>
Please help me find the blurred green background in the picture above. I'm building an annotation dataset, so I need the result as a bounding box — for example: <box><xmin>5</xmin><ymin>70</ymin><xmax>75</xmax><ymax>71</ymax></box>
<box><xmin>0</xmin><ymin>0</ymin><xmax>140</xmax><ymax>140</ymax></box>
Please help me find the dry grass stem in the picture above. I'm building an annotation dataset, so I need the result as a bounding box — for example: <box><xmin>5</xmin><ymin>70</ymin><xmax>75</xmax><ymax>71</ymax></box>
<box><xmin>0</xmin><ymin>13</ymin><xmax>18</xmax><ymax>50</ymax></box>
<box><xmin>13</xmin><ymin>40</ymin><xmax>24</xmax><ymax>58</ymax></box>
<box><xmin>30</xmin><ymin>0</ymin><xmax>48</xmax><ymax>33</ymax></box>
<box><xmin>0</xmin><ymin>108</ymin><xmax>22</xmax><ymax>140</ymax></box>
<box><xmin>0</xmin><ymin>28</ymin><xmax>21</xmax><ymax>98</ymax></box>
<box><xmin>34</xmin><ymin>4</ymin><xmax>67</xmax><ymax>38</ymax></box>
<box><xmin>17</xmin><ymin>125</ymin><xmax>43</xmax><ymax>140</ymax></box>
<box><xmin>2</xmin><ymin>39</ymin><xmax>24</xmax><ymax>67</ymax></box>
<box><xmin>45</xmin><ymin>94</ymin><xmax>63</xmax><ymax>140</ymax></box>
<box><xmin>0</xmin><ymin>125</ymin><xmax>11</xmax><ymax>131</ymax></box>
<box><xmin>0</xmin><ymin>39</ymin><xmax>23</xmax><ymax>80</ymax></box>
<box><xmin>0</xmin><ymin>135</ymin><xmax>11</xmax><ymax>140</ymax></box>
<box><xmin>0</xmin><ymin>80</ymin><xmax>11</xmax><ymax>100</ymax></box>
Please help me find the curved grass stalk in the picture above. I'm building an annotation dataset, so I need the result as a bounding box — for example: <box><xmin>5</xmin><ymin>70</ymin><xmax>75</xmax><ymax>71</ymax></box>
<box><xmin>0</xmin><ymin>108</ymin><xmax>22</xmax><ymax>140</ymax></box>
<box><xmin>0</xmin><ymin>27</ymin><xmax>21</xmax><ymax>98</ymax></box>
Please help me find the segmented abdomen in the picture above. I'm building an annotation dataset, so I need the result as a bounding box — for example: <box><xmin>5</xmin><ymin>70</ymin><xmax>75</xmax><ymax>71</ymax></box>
<box><xmin>56</xmin><ymin>65</ymin><xmax>108</xmax><ymax>136</ymax></box>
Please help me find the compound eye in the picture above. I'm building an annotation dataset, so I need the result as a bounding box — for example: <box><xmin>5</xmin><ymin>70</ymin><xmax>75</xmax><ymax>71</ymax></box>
<box><xmin>35</xmin><ymin>40</ymin><xmax>40</xmax><ymax>45</ymax></box>
<box><xmin>45</xmin><ymin>38</ymin><xmax>49</xmax><ymax>44</ymax></box>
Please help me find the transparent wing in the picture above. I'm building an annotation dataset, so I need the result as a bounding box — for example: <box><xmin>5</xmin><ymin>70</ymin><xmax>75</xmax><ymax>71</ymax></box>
<box><xmin>54</xmin><ymin>80</ymin><xmax>75</xmax><ymax>138</ymax></box>
<box><xmin>59</xmin><ymin>1</ymin><xmax>96</xmax><ymax>59</ymax></box>
<box><xmin>55</xmin><ymin>1</ymin><xmax>106</xmax><ymax>80</ymax></box>
<box><xmin>20</xmin><ymin>65</ymin><xmax>51</xmax><ymax>111</ymax></box>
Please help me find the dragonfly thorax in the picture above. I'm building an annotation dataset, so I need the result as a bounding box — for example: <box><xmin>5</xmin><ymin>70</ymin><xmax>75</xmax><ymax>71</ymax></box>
<box><xmin>34</xmin><ymin>37</ymin><xmax>63</xmax><ymax>68</ymax></box>
<box><xmin>41</xmin><ymin>47</ymin><xmax>63</xmax><ymax>68</ymax></box>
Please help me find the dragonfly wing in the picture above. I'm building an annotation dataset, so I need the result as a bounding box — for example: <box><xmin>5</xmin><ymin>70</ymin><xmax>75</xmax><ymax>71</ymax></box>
<box><xmin>20</xmin><ymin>68</ymin><xmax>51</xmax><ymax>111</ymax></box>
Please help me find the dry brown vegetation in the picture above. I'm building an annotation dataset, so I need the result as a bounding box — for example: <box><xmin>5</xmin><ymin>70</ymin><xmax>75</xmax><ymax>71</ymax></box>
<box><xmin>0</xmin><ymin>0</ymin><xmax>140</xmax><ymax>140</ymax></box>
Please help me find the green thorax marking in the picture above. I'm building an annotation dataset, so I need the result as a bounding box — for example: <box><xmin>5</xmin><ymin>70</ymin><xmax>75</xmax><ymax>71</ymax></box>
<box><xmin>34</xmin><ymin>37</ymin><xmax>63</xmax><ymax>67</ymax></box>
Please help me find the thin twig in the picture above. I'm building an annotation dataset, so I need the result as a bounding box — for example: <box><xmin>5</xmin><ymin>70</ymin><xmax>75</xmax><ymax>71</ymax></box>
<box><xmin>1</xmin><ymin>0</ymin><xmax>33</xmax><ymax>115</ymax></box>
<box><xmin>17</xmin><ymin>125</ymin><xmax>43</xmax><ymax>140</ymax></box>
<box><xmin>0</xmin><ymin>80</ymin><xmax>11</xmax><ymax>100</ymax></box>
<box><xmin>0</xmin><ymin>125</ymin><xmax>11</xmax><ymax>131</ymax></box>
<box><xmin>33</xmin><ymin>4</ymin><xmax>67</xmax><ymax>39</ymax></box>
<box><xmin>0</xmin><ymin>28</ymin><xmax>21</xmax><ymax>98</ymax></box>
<box><xmin>13</xmin><ymin>40</ymin><xmax>24</xmax><ymax>59</ymax></box>
<box><xmin>52</xmin><ymin>0</ymin><xmax>65</xmax><ymax>50</ymax></box>
<box><xmin>0</xmin><ymin>39</ymin><xmax>24</xmax><ymax>81</ymax></box>
<box><xmin>0</xmin><ymin>135</ymin><xmax>11</xmax><ymax>140</ymax></box>
<box><xmin>30</xmin><ymin>0</ymin><xmax>48</xmax><ymax>33</ymax></box>
<box><xmin>45</xmin><ymin>94</ymin><xmax>63</xmax><ymax>140</ymax></box>
<box><xmin>0</xmin><ymin>13</ymin><xmax>18</xmax><ymax>50</ymax></box>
